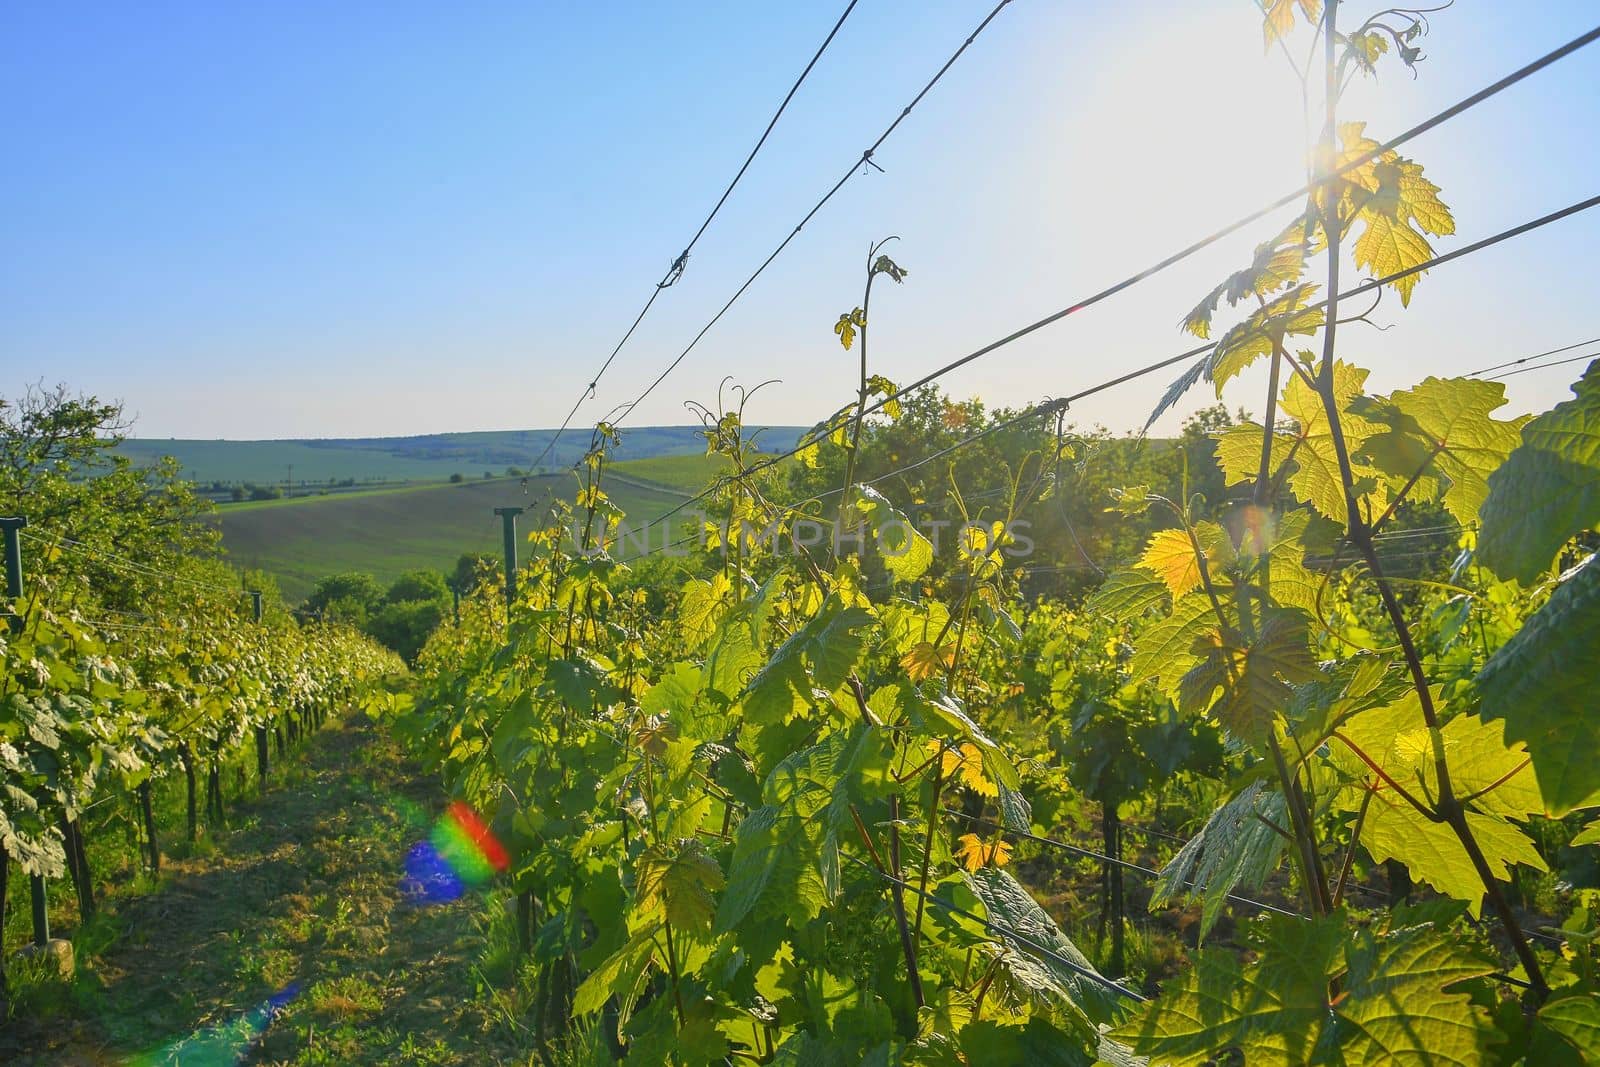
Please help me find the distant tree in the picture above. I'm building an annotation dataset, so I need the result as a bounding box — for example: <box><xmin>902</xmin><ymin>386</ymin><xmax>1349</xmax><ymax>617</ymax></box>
<box><xmin>449</xmin><ymin>472</ymin><xmax>464</xmax><ymax>483</ymax></box>
<box><xmin>450</xmin><ymin>553</ymin><xmax>497</xmax><ymax>595</ymax></box>
<box><xmin>230</xmin><ymin>486</ymin><xmax>246</xmax><ymax>502</ymax></box>
<box><xmin>385</xmin><ymin>569</ymin><xmax>450</xmax><ymax>605</ymax></box>
<box><xmin>505</xmin><ymin>466</ymin><xmax>524</xmax><ymax>477</ymax></box>
<box><xmin>367</xmin><ymin>599</ymin><xmax>446</xmax><ymax>663</ymax></box>
<box><xmin>0</xmin><ymin>383</ymin><xmax>220</xmax><ymax>616</ymax></box>
<box><xmin>304</xmin><ymin>572</ymin><xmax>384</xmax><ymax>625</ymax></box>
<box><xmin>248</xmin><ymin>485</ymin><xmax>281</xmax><ymax>501</ymax></box>
<box><xmin>482</xmin><ymin>471</ymin><xmax>492</xmax><ymax>480</ymax></box>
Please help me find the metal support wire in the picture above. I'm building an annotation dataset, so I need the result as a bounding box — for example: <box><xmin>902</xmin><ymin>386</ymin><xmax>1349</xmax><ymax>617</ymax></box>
<box><xmin>945</xmin><ymin>809</ymin><xmax>1303</xmax><ymax>921</ymax></box>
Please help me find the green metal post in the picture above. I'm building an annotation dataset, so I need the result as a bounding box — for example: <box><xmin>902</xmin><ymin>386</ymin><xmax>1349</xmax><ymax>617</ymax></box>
<box><xmin>1</xmin><ymin>518</ymin><xmax>48</xmax><ymax>947</ymax></box>
<box><xmin>250</xmin><ymin>591</ymin><xmax>269</xmax><ymax>786</ymax></box>
<box><xmin>0</xmin><ymin>516</ymin><xmax>24</xmax><ymax>635</ymax></box>
<box><xmin>494</xmin><ymin>507</ymin><xmax>524</xmax><ymax>624</ymax></box>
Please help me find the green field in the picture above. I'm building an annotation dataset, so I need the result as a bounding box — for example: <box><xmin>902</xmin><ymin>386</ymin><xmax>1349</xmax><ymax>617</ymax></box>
<box><xmin>218</xmin><ymin>473</ymin><xmax>690</xmax><ymax>602</ymax></box>
<box><xmin>122</xmin><ymin>425</ymin><xmax>804</xmax><ymax>487</ymax></box>
<box><xmin>609</xmin><ymin>453</ymin><xmax>722</xmax><ymax>492</ymax></box>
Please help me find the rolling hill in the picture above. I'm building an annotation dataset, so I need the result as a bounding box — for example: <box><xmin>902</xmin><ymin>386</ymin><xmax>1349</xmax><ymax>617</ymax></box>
<box><xmin>120</xmin><ymin>425</ymin><xmax>804</xmax><ymax>488</ymax></box>
<box><xmin>217</xmin><ymin>471</ymin><xmax>694</xmax><ymax>602</ymax></box>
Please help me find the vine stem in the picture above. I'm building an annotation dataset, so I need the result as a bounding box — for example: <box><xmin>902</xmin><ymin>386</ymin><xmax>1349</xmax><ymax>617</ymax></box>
<box><xmin>838</xmin><ymin>253</ymin><xmax>876</xmax><ymax>549</ymax></box>
<box><xmin>910</xmin><ymin>758</ymin><xmax>946</xmax><ymax>963</ymax></box>
<box><xmin>1190</xmin><ymin>514</ymin><xmax>1330</xmax><ymax>915</ymax></box>
<box><xmin>1310</xmin><ymin>0</ymin><xmax>1547</xmax><ymax>999</ymax></box>
<box><xmin>888</xmin><ymin>794</ymin><xmax>927</xmax><ymax>1007</ymax></box>
<box><xmin>1333</xmin><ymin>784</ymin><xmax>1375</xmax><ymax>909</ymax></box>
<box><xmin>661</xmin><ymin>916</ymin><xmax>687</xmax><ymax>1027</ymax></box>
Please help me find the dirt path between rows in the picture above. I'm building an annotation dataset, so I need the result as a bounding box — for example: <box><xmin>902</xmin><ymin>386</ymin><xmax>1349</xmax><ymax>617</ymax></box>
<box><xmin>1</xmin><ymin>713</ymin><xmax>535</xmax><ymax>1066</ymax></box>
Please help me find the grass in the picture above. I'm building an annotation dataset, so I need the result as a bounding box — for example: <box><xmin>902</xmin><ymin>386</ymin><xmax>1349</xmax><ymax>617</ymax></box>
<box><xmin>217</xmin><ymin>473</ymin><xmax>689</xmax><ymax>602</ymax></box>
<box><xmin>609</xmin><ymin>453</ymin><xmax>722</xmax><ymax>493</ymax></box>
<box><xmin>1</xmin><ymin>712</ymin><xmax>546</xmax><ymax>1066</ymax></box>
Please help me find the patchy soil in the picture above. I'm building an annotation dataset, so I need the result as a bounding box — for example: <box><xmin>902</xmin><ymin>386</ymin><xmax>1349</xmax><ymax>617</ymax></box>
<box><xmin>1</xmin><ymin>714</ymin><xmax>540</xmax><ymax>1066</ymax></box>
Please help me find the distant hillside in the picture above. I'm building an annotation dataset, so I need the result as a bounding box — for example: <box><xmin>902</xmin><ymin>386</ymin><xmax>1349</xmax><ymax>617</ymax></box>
<box><xmin>119</xmin><ymin>425</ymin><xmax>805</xmax><ymax>488</ymax></box>
<box><xmin>218</xmin><ymin>472</ymin><xmax>697</xmax><ymax>602</ymax></box>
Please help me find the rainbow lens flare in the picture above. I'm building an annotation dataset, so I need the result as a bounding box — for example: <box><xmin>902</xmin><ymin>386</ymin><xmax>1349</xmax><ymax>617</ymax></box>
<box><xmin>129</xmin><ymin>983</ymin><xmax>299</xmax><ymax>1065</ymax></box>
<box><xmin>400</xmin><ymin>801</ymin><xmax>508</xmax><ymax>905</ymax></box>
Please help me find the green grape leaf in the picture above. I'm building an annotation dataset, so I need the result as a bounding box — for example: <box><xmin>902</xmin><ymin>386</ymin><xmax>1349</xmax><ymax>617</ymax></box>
<box><xmin>911</xmin><ymin>690</ymin><xmax>1020</xmax><ymax>792</ymax></box>
<box><xmin>965</xmin><ymin>867</ymin><xmax>1123</xmax><ymax>1032</ymax></box>
<box><xmin>853</xmin><ymin>485</ymin><xmax>933</xmax><ymax>582</ymax></box>
<box><xmin>678</xmin><ymin>573</ymin><xmax>733</xmax><ymax>650</ymax></box>
<box><xmin>718</xmin><ymin>811</ymin><xmax>827</xmax><ymax>933</ymax></box>
<box><xmin>1332</xmin><ymin>692</ymin><xmax>1548</xmax><ymax>906</ymax></box>
<box><xmin>1266</xmin><ymin>553</ymin><xmax>1322</xmax><ymax>614</ymax></box>
<box><xmin>572</xmin><ymin>922</ymin><xmax>659</xmax><ymax>1017</ymax></box>
<box><xmin>1280</xmin><ymin>361</ymin><xmax>1384</xmax><ymax>527</ymax></box>
<box><xmin>1215</xmin><ymin>422</ymin><xmax>1295</xmax><ymax>489</ymax></box>
<box><xmin>741</xmin><ymin>602</ymin><xmax>871</xmax><ymax>722</ymax></box>
<box><xmin>1178</xmin><ymin>611</ymin><xmax>1319</xmax><ymax>747</ymax></box>
<box><xmin>540</xmin><ymin>654</ymin><xmax>619</xmax><ymax>714</ymax></box>
<box><xmin>1145</xmin><ymin>356</ymin><xmax>1209</xmax><ymax>432</ymax></box>
<box><xmin>1182</xmin><ymin>240</ymin><xmax>1307</xmax><ymax>340</ymax></box>
<box><xmin>1327</xmin><ymin>909</ymin><xmax>1496</xmax><ymax>1065</ymax></box>
<box><xmin>1358</xmin><ymin>800</ymin><xmax>1545</xmax><ymax>916</ymax></box>
<box><xmin>0</xmin><ymin>807</ymin><xmax>68</xmax><ymax>879</ymax></box>
<box><xmin>956</xmin><ymin>1020</ymin><xmax>1094</xmax><ymax>1066</ymax></box>
<box><xmin>871</xmin><ymin>255</ymin><xmax>908</xmax><ymax>283</ymax></box>
<box><xmin>1477</xmin><ymin>556</ymin><xmax>1600</xmax><ymax>813</ymax></box>
<box><xmin>1113</xmin><ymin>910</ymin><xmax>1494</xmax><ymax>1066</ymax></box>
<box><xmin>807</xmin><ymin>605</ymin><xmax>873</xmax><ymax>690</ymax></box>
<box><xmin>1338</xmin><ymin>125</ymin><xmax>1455</xmax><ymax>306</ymax></box>
<box><xmin>1151</xmin><ymin>780</ymin><xmax>1288</xmax><ymax>939</ymax></box>
<box><xmin>1355</xmin><ymin>377</ymin><xmax>1525</xmax><ymax>528</ymax></box>
<box><xmin>1085</xmin><ymin>570</ymin><xmax>1169</xmax><ymax>622</ymax></box>
<box><xmin>634</xmin><ymin>837</ymin><xmax>725</xmax><ymax>933</ymax></box>
<box><xmin>1477</xmin><ymin>359</ymin><xmax>1600</xmax><ymax>584</ymax></box>
<box><xmin>1206</xmin><ymin>283</ymin><xmax>1324</xmax><ymax>390</ymax></box>
<box><xmin>1530</xmin><ymin>994</ymin><xmax>1600</xmax><ymax>1065</ymax></box>
<box><xmin>1114</xmin><ymin>913</ymin><xmax>1342</xmax><ymax>1065</ymax></box>
<box><xmin>1128</xmin><ymin>593</ymin><xmax>1219</xmax><ymax>697</ymax></box>
<box><xmin>1137</xmin><ymin>523</ymin><xmax>1233</xmax><ymax>600</ymax></box>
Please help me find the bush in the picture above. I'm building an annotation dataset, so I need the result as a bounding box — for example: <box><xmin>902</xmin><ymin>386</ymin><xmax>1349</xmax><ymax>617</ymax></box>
<box><xmin>385</xmin><ymin>569</ymin><xmax>450</xmax><ymax>605</ymax></box>
<box><xmin>305</xmin><ymin>572</ymin><xmax>384</xmax><ymax>624</ymax></box>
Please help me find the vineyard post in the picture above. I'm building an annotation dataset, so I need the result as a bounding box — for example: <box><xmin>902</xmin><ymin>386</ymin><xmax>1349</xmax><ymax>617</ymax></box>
<box><xmin>1</xmin><ymin>517</ymin><xmax>51</xmax><ymax>949</ymax></box>
<box><xmin>250</xmin><ymin>589</ymin><xmax>270</xmax><ymax>788</ymax></box>
<box><xmin>494</xmin><ymin>507</ymin><xmax>523</xmax><ymax>626</ymax></box>
<box><xmin>0</xmin><ymin>515</ymin><xmax>23</xmax><ymax>636</ymax></box>
<box><xmin>493</xmin><ymin>504</ymin><xmax>534</xmax><ymax>954</ymax></box>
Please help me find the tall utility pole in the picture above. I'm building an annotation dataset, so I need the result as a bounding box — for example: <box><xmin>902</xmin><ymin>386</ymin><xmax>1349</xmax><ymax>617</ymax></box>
<box><xmin>286</xmin><ymin>464</ymin><xmax>293</xmax><ymax>499</ymax></box>
<box><xmin>1</xmin><ymin>517</ymin><xmax>51</xmax><ymax>950</ymax></box>
<box><xmin>493</xmin><ymin>507</ymin><xmax>524</xmax><ymax>625</ymax></box>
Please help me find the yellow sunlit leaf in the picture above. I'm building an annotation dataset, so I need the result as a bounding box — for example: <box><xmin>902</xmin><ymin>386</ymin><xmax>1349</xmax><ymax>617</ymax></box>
<box><xmin>901</xmin><ymin>641</ymin><xmax>954</xmax><ymax>683</ymax></box>
<box><xmin>1139</xmin><ymin>528</ymin><xmax>1205</xmax><ymax>599</ymax></box>
<box><xmin>955</xmin><ymin>832</ymin><xmax>1013</xmax><ymax>873</ymax></box>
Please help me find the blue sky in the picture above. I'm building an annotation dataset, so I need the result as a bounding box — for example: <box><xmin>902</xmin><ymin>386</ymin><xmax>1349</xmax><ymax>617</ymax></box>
<box><xmin>3</xmin><ymin>1</ymin><xmax>1597</xmax><ymax>440</ymax></box>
